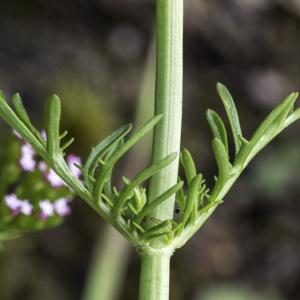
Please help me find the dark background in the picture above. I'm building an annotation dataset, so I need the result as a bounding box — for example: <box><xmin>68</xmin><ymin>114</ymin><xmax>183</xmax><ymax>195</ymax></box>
<box><xmin>0</xmin><ymin>0</ymin><xmax>300</xmax><ymax>299</ymax></box>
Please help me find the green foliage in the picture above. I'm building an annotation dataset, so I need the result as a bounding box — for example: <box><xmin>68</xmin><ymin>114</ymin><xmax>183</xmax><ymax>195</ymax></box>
<box><xmin>0</xmin><ymin>83</ymin><xmax>299</xmax><ymax>251</ymax></box>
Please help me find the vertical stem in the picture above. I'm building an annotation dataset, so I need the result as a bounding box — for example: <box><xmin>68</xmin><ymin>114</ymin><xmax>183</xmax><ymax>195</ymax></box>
<box><xmin>149</xmin><ymin>0</ymin><xmax>183</xmax><ymax>220</ymax></box>
<box><xmin>139</xmin><ymin>0</ymin><xmax>183</xmax><ymax>299</ymax></box>
<box><xmin>138</xmin><ymin>254</ymin><xmax>171</xmax><ymax>300</ymax></box>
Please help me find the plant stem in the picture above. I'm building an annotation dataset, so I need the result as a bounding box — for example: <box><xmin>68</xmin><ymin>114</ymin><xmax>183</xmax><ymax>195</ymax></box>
<box><xmin>138</xmin><ymin>254</ymin><xmax>171</xmax><ymax>300</ymax></box>
<box><xmin>149</xmin><ymin>0</ymin><xmax>183</xmax><ymax>221</ymax></box>
<box><xmin>139</xmin><ymin>0</ymin><xmax>183</xmax><ymax>299</ymax></box>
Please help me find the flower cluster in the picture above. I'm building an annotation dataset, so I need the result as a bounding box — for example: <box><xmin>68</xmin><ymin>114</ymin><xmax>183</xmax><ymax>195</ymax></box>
<box><xmin>5</xmin><ymin>194</ymin><xmax>33</xmax><ymax>216</ymax></box>
<box><xmin>5</xmin><ymin>194</ymin><xmax>71</xmax><ymax>220</ymax></box>
<box><xmin>0</xmin><ymin>130</ymin><xmax>82</xmax><ymax>241</ymax></box>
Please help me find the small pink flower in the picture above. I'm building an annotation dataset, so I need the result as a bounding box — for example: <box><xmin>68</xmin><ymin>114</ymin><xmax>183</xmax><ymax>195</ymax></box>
<box><xmin>21</xmin><ymin>144</ymin><xmax>35</xmax><ymax>156</ymax></box>
<box><xmin>19</xmin><ymin>154</ymin><xmax>36</xmax><ymax>171</ymax></box>
<box><xmin>38</xmin><ymin>161</ymin><xmax>48</xmax><ymax>172</ymax></box>
<box><xmin>19</xmin><ymin>144</ymin><xmax>36</xmax><ymax>171</ymax></box>
<box><xmin>39</xmin><ymin>200</ymin><xmax>54</xmax><ymax>220</ymax></box>
<box><xmin>20</xmin><ymin>200</ymin><xmax>33</xmax><ymax>216</ymax></box>
<box><xmin>46</xmin><ymin>169</ymin><xmax>65</xmax><ymax>188</ymax></box>
<box><xmin>54</xmin><ymin>198</ymin><xmax>71</xmax><ymax>217</ymax></box>
<box><xmin>67</xmin><ymin>154</ymin><xmax>82</xmax><ymax>179</ymax></box>
<box><xmin>5</xmin><ymin>194</ymin><xmax>22</xmax><ymax>214</ymax></box>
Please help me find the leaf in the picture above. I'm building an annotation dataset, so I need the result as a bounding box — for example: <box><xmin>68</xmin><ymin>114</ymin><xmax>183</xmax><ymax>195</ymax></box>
<box><xmin>83</xmin><ymin>124</ymin><xmax>132</xmax><ymax>189</ymax></box>
<box><xmin>93</xmin><ymin>115</ymin><xmax>163</xmax><ymax>201</ymax></box>
<box><xmin>251</xmin><ymin>92</ymin><xmax>298</xmax><ymax>145</ymax></box>
<box><xmin>113</xmin><ymin>152</ymin><xmax>177</xmax><ymax>217</ymax></box>
<box><xmin>212</xmin><ymin>138</ymin><xmax>232</xmax><ymax>182</ymax></box>
<box><xmin>206</xmin><ymin>109</ymin><xmax>228</xmax><ymax>153</ymax></box>
<box><xmin>44</xmin><ymin>95</ymin><xmax>62</xmax><ymax>158</ymax></box>
<box><xmin>0</xmin><ymin>92</ymin><xmax>47</xmax><ymax>158</ymax></box>
<box><xmin>236</xmin><ymin>92</ymin><xmax>299</xmax><ymax>165</ymax></box>
<box><xmin>142</xmin><ymin>220</ymin><xmax>173</xmax><ymax>240</ymax></box>
<box><xmin>217</xmin><ymin>83</ymin><xmax>242</xmax><ymax>154</ymax></box>
<box><xmin>175</xmin><ymin>175</ymin><xmax>202</xmax><ymax>232</ymax></box>
<box><xmin>61</xmin><ymin>138</ymin><xmax>75</xmax><ymax>152</ymax></box>
<box><xmin>285</xmin><ymin>106</ymin><xmax>300</xmax><ymax>127</ymax></box>
<box><xmin>180</xmin><ymin>149</ymin><xmax>197</xmax><ymax>184</ymax></box>
<box><xmin>134</xmin><ymin>181</ymin><xmax>184</xmax><ymax>224</ymax></box>
<box><xmin>175</xmin><ymin>179</ymin><xmax>186</xmax><ymax>212</ymax></box>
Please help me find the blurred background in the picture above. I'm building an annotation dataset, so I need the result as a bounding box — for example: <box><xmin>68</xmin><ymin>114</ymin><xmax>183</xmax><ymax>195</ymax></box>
<box><xmin>0</xmin><ymin>0</ymin><xmax>300</xmax><ymax>299</ymax></box>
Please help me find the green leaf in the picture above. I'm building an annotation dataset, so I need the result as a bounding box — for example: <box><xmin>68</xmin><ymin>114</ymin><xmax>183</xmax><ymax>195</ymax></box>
<box><xmin>217</xmin><ymin>83</ymin><xmax>242</xmax><ymax>154</ymax></box>
<box><xmin>44</xmin><ymin>95</ymin><xmax>62</xmax><ymax>158</ymax></box>
<box><xmin>134</xmin><ymin>181</ymin><xmax>184</xmax><ymax>224</ymax></box>
<box><xmin>180</xmin><ymin>149</ymin><xmax>197</xmax><ymax>184</ymax></box>
<box><xmin>0</xmin><ymin>92</ymin><xmax>47</xmax><ymax>158</ymax></box>
<box><xmin>61</xmin><ymin>137</ymin><xmax>75</xmax><ymax>152</ymax></box>
<box><xmin>212</xmin><ymin>138</ymin><xmax>232</xmax><ymax>182</ymax></box>
<box><xmin>236</xmin><ymin>92</ymin><xmax>299</xmax><ymax>165</ymax></box>
<box><xmin>206</xmin><ymin>109</ymin><xmax>228</xmax><ymax>153</ymax></box>
<box><xmin>285</xmin><ymin>106</ymin><xmax>300</xmax><ymax>126</ymax></box>
<box><xmin>83</xmin><ymin>124</ymin><xmax>132</xmax><ymax>188</ymax></box>
<box><xmin>93</xmin><ymin>115</ymin><xmax>163</xmax><ymax>201</ymax></box>
<box><xmin>175</xmin><ymin>175</ymin><xmax>202</xmax><ymax>233</ymax></box>
<box><xmin>251</xmin><ymin>93</ymin><xmax>298</xmax><ymax>145</ymax></box>
<box><xmin>175</xmin><ymin>179</ymin><xmax>186</xmax><ymax>212</ymax></box>
<box><xmin>142</xmin><ymin>220</ymin><xmax>173</xmax><ymax>240</ymax></box>
<box><xmin>114</xmin><ymin>152</ymin><xmax>177</xmax><ymax>217</ymax></box>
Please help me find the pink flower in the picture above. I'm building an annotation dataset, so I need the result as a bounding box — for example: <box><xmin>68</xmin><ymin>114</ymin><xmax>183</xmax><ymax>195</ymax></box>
<box><xmin>46</xmin><ymin>169</ymin><xmax>65</xmax><ymax>188</ymax></box>
<box><xmin>67</xmin><ymin>155</ymin><xmax>82</xmax><ymax>179</ymax></box>
<box><xmin>54</xmin><ymin>198</ymin><xmax>71</xmax><ymax>216</ymax></box>
<box><xmin>21</xmin><ymin>144</ymin><xmax>35</xmax><ymax>155</ymax></box>
<box><xmin>20</xmin><ymin>200</ymin><xmax>33</xmax><ymax>216</ymax></box>
<box><xmin>19</xmin><ymin>155</ymin><xmax>36</xmax><ymax>171</ymax></box>
<box><xmin>38</xmin><ymin>161</ymin><xmax>48</xmax><ymax>172</ymax></box>
<box><xmin>19</xmin><ymin>144</ymin><xmax>36</xmax><ymax>171</ymax></box>
<box><xmin>5</xmin><ymin>194</ymin><xmax>22</xmax><ymax>214</ymax></box>
<box><xmin>39</xmin><ymin>200</ymin><xmax>54</xmax><ymax>220</ymax></box>
<box><xmin>43</xmin><ymin>154</ymin><xmax>82</xmax><ymax>188</ymax></box>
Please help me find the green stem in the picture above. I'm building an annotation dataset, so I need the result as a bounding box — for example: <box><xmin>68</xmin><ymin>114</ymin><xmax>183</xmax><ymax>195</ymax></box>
<box><xmin>139</xmin><ymin>0</ymin><xmax>183</xmax><ymax>299</ymax></box>
<box><xmin>138</xmin><ymin>254</ymin><xmax>171</xmax><ymax>300</ymax></box>
<box><xmin>149</xmin><ymin>0</ymin><xmax>183</xmax><ymax>220</ymax></box>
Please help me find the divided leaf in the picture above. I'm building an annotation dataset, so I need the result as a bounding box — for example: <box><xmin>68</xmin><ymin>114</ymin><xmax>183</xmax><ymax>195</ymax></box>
<box><xmin>236</xmin><ymin>92</ymin><xmax>299</xmax><ymax>165</ymax></box>
<box><xmin>134</xmin><ymin>181</ymin><xmax>184</xmax><ymax>224</ymax></box>
<box><xmin>217</xmin><ymin>83</ymin><xmax>242</xmax><ymax>154</ymax></box>
<box><xmin>83</xmin><ymin>124</ymin><xmax>132</xmax><ymax>189</ymax></box>
<box><xmin>211</xmin><ymin>138</ymin><xmax>232</xmax><ymax>182</ymax></box>
<box><xmin>114</xmin><ymin>153</ymin><xmax>177</xmax><ymax>217</ymax></box>
<box><xmin>180</xmin><ymin>149</ymin><xmax>197</xmax><ymax>184</ymax></box>
<box><xmin>93</xmin><ymin>115</ymin><xmax>163</xmax><ymax>201</ymax></box>
<box><xmin>206</xmin><ymin>109</ymin><xmax>229</xmax><ymax>153</ymax></box>
<box><xmin>44</xmin><ymin>95</ymin><xmax>62</xmax><ymax>158</ymax></box>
